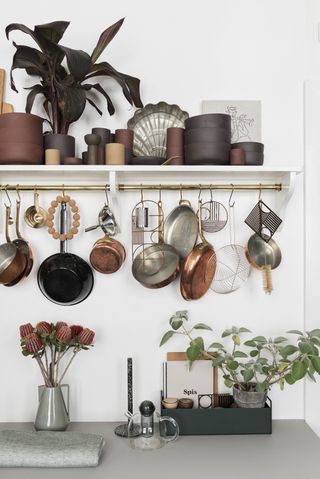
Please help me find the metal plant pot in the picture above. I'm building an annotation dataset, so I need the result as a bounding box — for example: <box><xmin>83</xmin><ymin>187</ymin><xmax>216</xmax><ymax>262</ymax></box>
<box><xmin>233</xmin><ymin>383</ymin><xmax>267</xmax><ymax>408</ymax></box>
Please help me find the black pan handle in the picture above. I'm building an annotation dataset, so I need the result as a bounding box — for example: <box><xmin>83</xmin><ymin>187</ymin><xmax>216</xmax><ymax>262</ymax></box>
<box><xmin>60</xmin><ymin>202</ymin><xmax>67</xmax><ymax>254</ymax></box>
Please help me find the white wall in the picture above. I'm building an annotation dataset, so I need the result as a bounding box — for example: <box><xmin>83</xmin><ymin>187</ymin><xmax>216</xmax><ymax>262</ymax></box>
<box><xmin>0</xmin><ymin>0</ymin><xmax>309</xmax><ymax>422</ymax></box>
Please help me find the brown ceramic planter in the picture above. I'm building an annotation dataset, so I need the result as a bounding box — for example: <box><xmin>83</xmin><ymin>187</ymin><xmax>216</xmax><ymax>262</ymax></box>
<box><xmin>185</xmin><ymin>127</ymin><xmax>230</xmax><ymax>144</ymax></box>
<box><xmin>115</xmin><ymin>129</ymin><xmax>134</xmax><ymax>148</ymax></box>
<box><xmin>0</xmin><ymin>112</ymin><xmax>43</xmax><ymax>130</ymax></box>
<box><xmin>185</xmin><ymin>141</ymin><xmax>230</xmax><ymax>165</ymax></box>
<box><xmin>43</xmin><ymin>134</ymin><xmax>75</xmax><ymax>164</ymax></box>
<box><xmin>0</xmin><ymin>127</ymin><xmax>43</xmax><ymax>145</ymax></box>
<box><xmin>185</xmin><ymin>114</ymin><xmax>231</xmax><ymax>130</ymax></box>
<box><xmin>0</xmin><ymin>142</ymin><xmax>43</xmax><ymax>165</ymax></box>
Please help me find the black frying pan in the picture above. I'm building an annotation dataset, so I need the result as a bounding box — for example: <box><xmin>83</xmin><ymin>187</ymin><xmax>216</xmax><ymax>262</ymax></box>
<box><xmin>37</xmin><ymin>202</ymin><xmax>94</xmax><ymax>306</ymax></box>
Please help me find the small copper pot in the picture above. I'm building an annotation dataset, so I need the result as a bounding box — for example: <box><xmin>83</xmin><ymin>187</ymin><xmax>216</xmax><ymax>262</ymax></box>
<box><xmin>90</xmin><ymin>235</ymin><xmax>126</xmax><ymax>274</ymax></box>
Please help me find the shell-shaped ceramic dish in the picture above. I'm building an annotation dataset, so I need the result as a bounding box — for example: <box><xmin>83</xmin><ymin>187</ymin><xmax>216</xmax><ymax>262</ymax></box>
<box><xmin>127</xmin><ymin>102</ymin><xmax>189</xmax><ymax>158</ymax></box>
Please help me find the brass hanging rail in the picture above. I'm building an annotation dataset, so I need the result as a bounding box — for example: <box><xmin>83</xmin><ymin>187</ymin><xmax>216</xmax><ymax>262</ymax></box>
<box><xmin>0</xmin><ymin>183</ymin><xmax>282</xmax><ymax>192</ymax></box>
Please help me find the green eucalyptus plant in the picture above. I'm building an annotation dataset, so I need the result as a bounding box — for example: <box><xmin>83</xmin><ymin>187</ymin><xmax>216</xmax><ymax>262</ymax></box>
<box><xmin>6</xmin><ymin>19</ymin><xmax>143</xmax><ymax>134</ymax></box>
<box><xmin>160</xmin><ymin>311</ymin><xmax>320</xmax><ymax>392</ymax></box>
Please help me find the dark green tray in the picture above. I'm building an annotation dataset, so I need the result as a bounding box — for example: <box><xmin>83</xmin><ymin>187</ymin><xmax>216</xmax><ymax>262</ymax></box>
<box><xmin>161</xmin><ymin>397</ymin><xmax>272</xmax><ymax>435</ymax></box>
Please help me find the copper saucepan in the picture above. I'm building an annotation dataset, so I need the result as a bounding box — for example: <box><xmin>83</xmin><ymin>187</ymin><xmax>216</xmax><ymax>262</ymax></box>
<box><xmin>0</xmin><ymin>205</ymin><xmax>27</xmax><ymax>285</ymax></box>
<box><xmin>180</xmin><ymin>199</ymin><xmax>217</xmax><ymax>300</ymax></box>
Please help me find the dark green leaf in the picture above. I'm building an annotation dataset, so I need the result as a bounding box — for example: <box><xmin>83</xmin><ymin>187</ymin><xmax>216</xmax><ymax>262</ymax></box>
<box><xmin>250</xmin><ymin>350</ymin><xmax>259</xmax><ymax>357</ymax></box>
<box><xmin>287</xmin><ymin>330</ymin><xmax>303</xmax><ymax>335</ymax></box>
<box><xmin>224</xmin><ymin>379</ymin><xmax>233</xmax><ymax>388</ymax></box>
<box><xmin>9</xmin><ymin>44</ymin><xmax>46</xmax><ymax>92</ymax></box>
<box><xmin>242</xmin><ymin>369</ymin><xmax>254</xmax><ymax>383</ymax></box>
<box><xmin>191</xmin><ymin>337</ymin><xmax>204</xmax><ymax>352</ymax></box>
<box><xmin>311</xmin><ymin>356</ymin><xmax>320</xmax><ymax>374</ymax></box>
<box><xmin>273</xmin><ymin>336</ymin><xmax>288</xmax><ymax>344</ymax></box>
<box><xmin>298</xmin><ymin>341</ymin><xmax>313</xmax><ymax>354</ymax></box>
<box><xmin>208</xmin><ymin>342</ymin><xmax>224</xmax><ymax>349</ymax></box>
<box><xmin>6</xmin><ymin>22</ymin><xmax>62</xmax><ymax>54</ymax></box>
<box><xmin>280</xmin><ymin>345</ymin><xmax>299</xmax><ymax>358</ymax></box>
<box><xmin>25</xmin><ymin>84</ymin><xmax>45</xmax><ymax>113</ymax></box>
<box><xmin>86</xmin><ymin>98</ymin><xmax>103</xmax><ymax>116</ymax></box>
<box><xmin>193</xmin><ymin>323</ymin><xmax>212</xmax><ymax>331</ymax></box>
<box><xmin>239</xmin><ymin>327</ymin><xmax>251</xmax><ymax>333</ymax></box>
<box><xmin>311</xmin><ymin>337</ymin><xmax>320</xmax><ymax>347</ymax></box>
<box><xmin>169</xmin><ymin>314</ymin><xmax>183</xmax><ymax>331</ymax></box>
<box><xmin>234</xmin><ymin>351</ymin><xmax>248</xmax><ymax>358</ymax></box>
<box><xmin>244</xmin><ymin>340</ymin><xmax>257</xmax><ymax>347</ymax></box>
<box><xmin>159</xmin><ymin>330</ymin><xmax>175</xmax><ymax>347</ymax></box>
<box><xmin>60</xmin><ymin>46</ymin><xmax>92</xmax><ymax>81</ymax></box>
<box><xmin>256</xmin><ymin>381</ymin><xmax>268</xmax><ymax>392</ymax></box>
<box><xmin>186</xmin><ymin>345</ymin><xmax>201</xmax><ymax>362</ymax></box>
<box><xmin>56</xmin><ymin>84</ymin><xmax>86</xmax><ymax>123</ymax></box>
<box><xmin>211</xmin><ymin>356</ymin><xmax>224</xmax><ymax>367</ymax></box>
<box><xmin>227</xmin><ymin>360</ymin><xmax>239</xmax><ymax>371</ymax></box>
<box><xmin>252</xmin><ymin>336</ymin><xmax>267</xmax><ymax>343</ymax></box>
<box><xmin>285</xmin><ymin>374</ymin><xmax>296</xmax><ymax>385</ymax></box>
<box><xmin>292</xmin><ymin>361</ymin><xmax>308</xmax><ymax>381</ymax></box>
<box><xmin>34</xmin><ymin>21</ymin><xmax>69</xmax><ymax>44</ymax></box>
<box><xmin>91</xmin><ymin>18</ymin><xmax>124</xmax><ymax>64</ymax></box>
<box><xmin>310</xmin><ymin>329</ymin><xmax>320</xmax><ymax>338</ymax></box>
<box><xmin>222</xmin><ymin>329</ymin><xmax>232</xmax><ymax>338</ymax></box>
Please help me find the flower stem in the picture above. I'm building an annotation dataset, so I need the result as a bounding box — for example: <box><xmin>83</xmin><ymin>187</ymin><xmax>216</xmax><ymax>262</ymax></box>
<box><xmin>58</xmin><ymin>350</ymin><xmax>79</xmax><ymax>386</ymax></box>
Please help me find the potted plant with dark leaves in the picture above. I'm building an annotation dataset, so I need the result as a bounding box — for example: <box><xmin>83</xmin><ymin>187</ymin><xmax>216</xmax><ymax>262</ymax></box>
<box><xmin>6</xmin><ymin>19</ymin><xmax>143</xmax><ymax>162</ymax></box>
<box><xmin>160</xmin><ymin>311</ymin><xmax>320</xmax><ymax>408</ymax></box>
<box><xmin>20</xmin><ymin>321</ymin><xmax>95</xmax><ymax>430</ymax></box>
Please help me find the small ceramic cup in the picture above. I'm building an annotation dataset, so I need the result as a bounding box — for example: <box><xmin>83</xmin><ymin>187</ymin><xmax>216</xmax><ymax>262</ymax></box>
<box><xmin>45</xmin><ymin>149</ymin><xmax>60</xmax><ymax>165</ymax></box>
<box><xmin>162</xmin><ymin>398</ymin><xmax>178</xmax><ymax>409</ymax></box>
<box><xmin>105</xmin><ymin>143</ymin><xmax>125</xmax><ymax>165</ymax></box>
<box><xmin>178</xmin><ymin>398</ymin><xmax>194</xmax><ymax>409</ymax></box>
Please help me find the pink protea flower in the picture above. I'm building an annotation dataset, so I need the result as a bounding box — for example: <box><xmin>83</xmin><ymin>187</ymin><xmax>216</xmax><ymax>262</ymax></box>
<box><xmin>78</xmin><ymin>328</ymin><xmax>95</xmax><ymax>345</ymax></box>
<box><xmin>36</xmin><ymin>321</ymin><xmax>52</xmax><ymax>335</ymax></box>
<box><xmin>56</xmin><ymin>325</ymin><xmax>72</xmax><ymax>343</ymax></box>
<box><xmin>55</xmin><ymin>321</ymin><xmax>67</xmax><ymax>330</ymax></box>
<box><xmin>24</xmin><ymin>333</ymin><xmax>43</xmax><ymax>354</ymax></box>
<box><xmin>70</xmin><ymin>325</ymin><xmax>83</xmax><ymax>336</ymax></box>
<box><xmin>19</xmin><ymin>323</ymin><xmax>34</xmax><ymax>338</ymax></box>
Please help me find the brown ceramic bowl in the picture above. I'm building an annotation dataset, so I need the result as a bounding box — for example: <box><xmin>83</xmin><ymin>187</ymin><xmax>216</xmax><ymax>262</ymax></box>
<box><xmin>0</xmin><ymin>142</ymin><xmax>43</xmax><ymax>164</ymax></box>
<box><xmin>0</xmin><ymin>112</ymin><xmax>43</xmax><ymax>129</ymax></box>
<box><xmin>231</xmin><ymin>142</ymin><xmax>264</xmax><ymax>152</ymax></box>
<box><xmin>0</xmin><ymin>127</ymin><xmax>43</xmax><ymax>145</ymax></box>
<box><xmin>185</xmin><ymin>127</ymin><xmax>231</xmax><ymax>144</ymax></box>
<box><xmin>185</xmin><ymin>114</ymin><xmax>231</xmax><ymax>130</ymax></box>
<box><xmin>185</xmin><ymin>141</ymin><xmax>230</xmax><ymax>165</ymax></box>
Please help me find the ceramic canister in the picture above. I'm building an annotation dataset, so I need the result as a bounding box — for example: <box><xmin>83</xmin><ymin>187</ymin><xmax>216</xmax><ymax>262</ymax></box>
<box><xmin>166</xmin><ymin>127</ymin><xmax>184</xmax><ymax>165</ymax></box>
<box><xmin>105</xmin><ymin>143</ymin><xmax>125</xmax><ymax>165</ymax></box>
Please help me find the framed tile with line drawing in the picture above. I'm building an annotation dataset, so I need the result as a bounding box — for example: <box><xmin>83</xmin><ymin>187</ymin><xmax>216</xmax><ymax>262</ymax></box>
<box><xmin>164</xmin><ymin>352</ymin><xmax>218</xmax><ymax>408</ymax></box>
<box><xmin>202</xmin><ymin>100</ymin><xmax>261</xmax><ymax>144</ymax></box>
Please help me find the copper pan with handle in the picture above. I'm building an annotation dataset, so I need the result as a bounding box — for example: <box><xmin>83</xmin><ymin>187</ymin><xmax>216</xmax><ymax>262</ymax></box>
<box><xmin>180</xmin><ymin>199</ymin><xmax>217</xmax><ymax>300</ymax></box>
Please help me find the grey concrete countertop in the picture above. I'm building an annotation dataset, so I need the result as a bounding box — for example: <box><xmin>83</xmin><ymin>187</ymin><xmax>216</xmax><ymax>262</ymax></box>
<box><xmin>0</xmin><ymin>421</ymin><xmax>318</xmax><ymax>479</ymax></box>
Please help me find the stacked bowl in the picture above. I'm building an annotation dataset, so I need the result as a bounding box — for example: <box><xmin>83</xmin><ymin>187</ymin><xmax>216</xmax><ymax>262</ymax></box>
<box><xmin>184</xmin><ymin>114</ymin><xmax>231</xmax><ymax>165</ymax></box>
<box><xmin>231</xmin><ymin>142</ymin><xmax>264</xmax><ymax>166</ymax></box>
<box><xmin>0</xmin><ymin>113</ymin><xmax>44</xmax><ymax>165</ymax></box>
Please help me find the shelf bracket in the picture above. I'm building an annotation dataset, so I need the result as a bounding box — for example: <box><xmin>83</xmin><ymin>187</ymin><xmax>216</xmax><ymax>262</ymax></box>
<box><xmin>275</xmin><ymin>171</ymin><xmax>296</xmax><ymax>231</ymax></box>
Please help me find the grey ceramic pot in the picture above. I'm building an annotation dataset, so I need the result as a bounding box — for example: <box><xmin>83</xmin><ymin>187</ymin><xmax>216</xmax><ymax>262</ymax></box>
<box><xmin>34</xmin><ymin>385</ymin><xmax>70</xmax><ymax>431</ymax></box>
<box><xmin>185</xmin><ymin>127</ymin><xmax>231</xmax><ymax>144</ymax></box>
<box><xmin>185</xmin><ymin>114</ymin><xmax>231</xmax><ymax>130</ymax></box>
<box><xmin>233</xmin><ymin>384</ymin><xmax>267</xmax><ymax>408</ymax></box>
<box><xmin>185</xmin><ymin>141</ymin><xmax>230</xmax><ymax>165</ymax></box>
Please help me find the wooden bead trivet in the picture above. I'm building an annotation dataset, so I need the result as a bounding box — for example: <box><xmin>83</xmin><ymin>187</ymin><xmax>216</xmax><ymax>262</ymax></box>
<box><xmin>47</xmin><ymin>195</ymin><xmax>80</xmax><ymax>241</ymax></box>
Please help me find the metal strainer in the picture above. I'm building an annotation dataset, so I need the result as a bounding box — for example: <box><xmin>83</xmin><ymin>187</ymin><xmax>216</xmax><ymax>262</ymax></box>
<box><xmin>200</xmin><ymin>186</ymin><xmax>228</xmax><ymax>233</ymax></box>
<box><xmin>211</xmin><ymin>187</ymin><xmax>251</xmax><ymax>294</ymax></box>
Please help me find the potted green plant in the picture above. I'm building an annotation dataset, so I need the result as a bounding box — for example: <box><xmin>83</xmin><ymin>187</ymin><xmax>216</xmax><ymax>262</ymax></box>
<box><xmin>160</xmin><ymin>311</ymin><xmax>320</xmax><ymax>408</ymax></box>
<box><xmin>6</xmin><ymin>19</ymin><xmax>143</xmax><ymax>160</ymax></box>
<box><xmin>19</xmin><ymin>321</ymin><xmax>95</xmax><ymax>430</ymax></box>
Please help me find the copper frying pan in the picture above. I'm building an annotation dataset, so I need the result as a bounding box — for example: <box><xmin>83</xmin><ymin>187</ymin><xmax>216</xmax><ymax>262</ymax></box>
<box><xmin>180</xmin><ymin>199</ymin><xmax>217</xmax><ymax>300</ymax></box>
<box><xmin>5</xmin><ymin>198</ymin><xmax>33</xmax><ymax>286</ymax></box>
